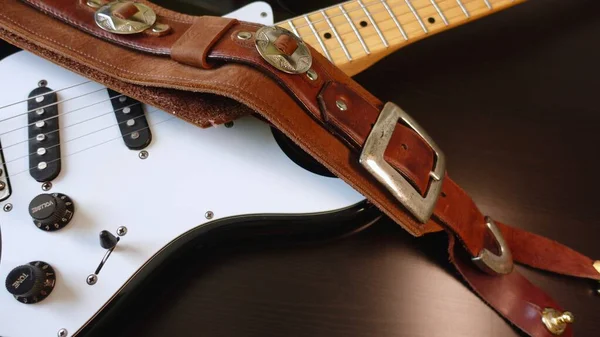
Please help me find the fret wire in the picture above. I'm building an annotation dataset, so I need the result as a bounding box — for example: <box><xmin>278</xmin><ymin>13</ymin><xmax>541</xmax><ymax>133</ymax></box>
<box><xmin>321</xmin><ymin>10</ymin><xmax>352</xmax><ymax>61</ymax></box>
<box><xmin>483</xmin><ymin>0</ymin><xmax>492</xmax><ymax>9</ymax></box>
<box><xmin>380</xmin><ymin>0</ymin><xmax>408</xmax><ymax>40</ymax></box>
<box><xmin>324</xmin><ymin>2</ymin><xmax>498</xmax><ymax>60</ymax></box>
<box><xmin>339</xmin><ymin>4</ymin><xmax>370</xmax><ymax>55</ymax></box>
<box><xmin>304</xmin><ymin>15</ymin><xmax>333</xmax><ymax>62</ymax></box>
<box><xmin>430</xmin><ymin>0</ymin><xmax>449</xmax><ymax>25</ymax></box>
<box><xmin>280</xmin><ymin>0</ymin><xmax>494</xmax><ymax>37</ymax></box>
<box><xmin>287</xmin><ymin>20</ymin><xmax>300</xmax><ymax>37</ymax></box>
<box><xmin>404</xmin><ymin>0</ymin><xmax>428</xmax><ymax>33</ymax></box>
<box><xmin>455</xmin><ymin>0</ymin><xmax>470</xmax><ymax>17</ymax></box>
<box><xmin>357</xmin><ymin>0</ymin><xmax>389</xmax><ymax>47</ymax></box>
<box><xmin>283</xmin><ymin>0</ymin><xmax>450</xmax><ymax>31</ymax></box>
<box><xmin>282</xmin><ymin>0</ymin><xmax>511</xmax><ymax>60</ymax></box>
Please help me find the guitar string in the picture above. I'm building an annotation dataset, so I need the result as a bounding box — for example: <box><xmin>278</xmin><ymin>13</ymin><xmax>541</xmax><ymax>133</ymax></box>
<box><xmin>0</xmin><ymin>3</ymin><xmax>508</xmax><ymax>178</ymax></box>
<box><xmin>5</xmin><ymin>112</ymin><xmax>176</xmax><ymax>180</ymax></box>
<box><xmin>0</xmin><ymin>1</ymin><xmax>493</xmax><ymax>115</ymax></box>
<box><xmin>0</xmin><ymin>2</ymin><xmax>495</xmax><ymax>158</ymax></box>
<box><xmin>0</xmin><ymin>101</ymin><xmax>144</xmax><ymax>152</ymax></box>
<box><xmin>0</xmin><ymin>106</ymin><xmax>162</xmax><ymax>169</ymax></box>
<box><xmin>280</xmin><ymin>0</ymin><xmax>497</xmax><ymax>33</ymax></box>
<box><xmin>0</xmin><ymin>1</ymin><xmax>498</xmax><ymax>163</ymax></box>
<box><xmin>0</xmin><ymin>79</ymin><xmax>93</xmax><ymax>112</ymax></box>
<box><xmin>0</xmin><ymin>83</ymin><xmax>106</xmax><ymax>119</ymax></box>
<box><xmin>0</xmin><ymin>93</ymin><xmax>131</xmax><ymax>138</ymax></box>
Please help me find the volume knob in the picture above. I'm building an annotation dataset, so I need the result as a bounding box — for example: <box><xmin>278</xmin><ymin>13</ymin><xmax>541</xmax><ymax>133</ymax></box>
<box><xmin>5</xmin><ymin>261</ymin><xmax>56</xmax><ymax>304</ymax></box>
<box><xmin>28</xmin><ymin>193</ymin><xmax>74</xmax><ymax>231</ymax></box>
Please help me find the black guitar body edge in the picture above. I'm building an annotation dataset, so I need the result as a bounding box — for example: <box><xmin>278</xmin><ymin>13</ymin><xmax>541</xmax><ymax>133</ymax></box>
<box><xmin>78</xmin><ymin>202</ymin><xmax>381</xmax><ymax>337</ymax></box>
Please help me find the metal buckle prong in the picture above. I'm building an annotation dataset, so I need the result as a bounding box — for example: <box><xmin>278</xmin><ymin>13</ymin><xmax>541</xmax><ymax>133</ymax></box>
<box><xmin>359</xmin><ymin>102</ymin><xmax>445</xmax><ymax>223</ymax></box>
<box><xmin>472</xmin><ymin>216</ymin><xmax>514</xmax><ymax>275</ymax></box>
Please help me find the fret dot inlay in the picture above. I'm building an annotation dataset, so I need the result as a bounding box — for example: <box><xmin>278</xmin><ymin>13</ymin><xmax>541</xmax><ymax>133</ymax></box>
<box><xmin>360</xmin><ymin>21</ymin><xmax>368</xmax><ymax>27</ymax></box>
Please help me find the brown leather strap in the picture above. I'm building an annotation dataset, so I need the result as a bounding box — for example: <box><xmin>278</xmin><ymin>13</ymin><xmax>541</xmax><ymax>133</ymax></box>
<box><xmin>448</xmin><ymin>233</ymin><xmax>572</xmax><ymax>337</ymax></box>
<box><xmin>1</xmin><ymin>1</ymin><xmax>596</xmax><ymax>335</ymax></box>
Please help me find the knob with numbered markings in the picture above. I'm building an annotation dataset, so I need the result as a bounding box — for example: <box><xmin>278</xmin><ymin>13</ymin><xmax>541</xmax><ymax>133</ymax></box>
<box><xmin>28</xmin><ymin>193</ymin><xmax>74</xmax><ymax>231</ymax></box>
<box><xmin>5</xmin><ymin>261</ymin><xmax>56</xmax><ymax>304</ymax></box>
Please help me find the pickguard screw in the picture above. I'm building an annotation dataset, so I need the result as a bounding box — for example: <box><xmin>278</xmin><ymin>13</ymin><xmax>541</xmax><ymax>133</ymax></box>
<box><xmin>306</xmin><ymin>69</ymin><xmax>318</xmax><ymax>81</ymax></box>
<box><xmin>41</xmin><ymin>182</ymin><xmax>52</xmax><ymax>191</ymax></box>
<box><xmin>3</xmin><ymin>203</ymin><xmax>12</xmax><ymax>212</ymax></box>
<box><xmin>139</xmin><ymin>150</ymin><xmax>149</xmax><ymax>160</ymax></box>
<box><xmin>205</xmin><ymin>211</ymin><xmax>214</xmax><ymax>220</ymax></box>
<box><xmin>38</xmin><ymin>79</ymin><xmax>47</xmax><ymax>88</ymax></box>
<box><xmin>260</xmin><ymin>12</ymin><xmax>268</xmax><ymax>17</ymax></box>
<box><xmin>224</xmin><ymin>121</ymin><xmax>234</xmax><ymax>128</ymax></box>
<box><xmin>0</xmin><ymin>182</ymin><xmax>5</xmax><ymax>191</ymax></box>
<box><xmin>237</xmin><ymin>31</ymin><xmax>252</xmax><ymax>40</ymax></box>
<box><xmin>336</xmin><ymin>100</ymin><xmax>348</xmax><ymax>111</ymax></box>
<box><xmin>86</xmin><ymin>274</ymin><xmax>98</xmax><ymax>285</ymax></box>
<box><xmin>57</xmin><ymin>328</ymin><xmax>68</xmax><ymax>337</ymax></box>
<box><xmin>117</xmin><ymin>226</ymin><xmax>128</xmax><ymax>237</ymax></box>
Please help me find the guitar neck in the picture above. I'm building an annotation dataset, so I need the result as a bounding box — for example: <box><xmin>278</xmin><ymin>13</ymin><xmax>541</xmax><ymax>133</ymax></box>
<box><xmin>277</xmin><ymin>0</ymin><xmax>525</xmax><ymax>76</ymax></box>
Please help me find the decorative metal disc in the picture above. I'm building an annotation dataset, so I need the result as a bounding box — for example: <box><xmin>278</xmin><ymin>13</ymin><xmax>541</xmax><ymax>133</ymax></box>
<box><xmin>255</xmin><ymin>26</ymin><xmax>312</xmax><ymax>74</ymax></box>
<box><xmin>94</xmin><ymin>1</ymin><xmax>156</xmax><ymax>35</ymax></box>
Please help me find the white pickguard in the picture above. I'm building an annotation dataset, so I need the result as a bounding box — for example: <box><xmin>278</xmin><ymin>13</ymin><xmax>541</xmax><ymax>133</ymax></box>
<box><xmin>0</xmin><ymin>3</ymin><xmax>365</xmax><ymax>337</ymax></box>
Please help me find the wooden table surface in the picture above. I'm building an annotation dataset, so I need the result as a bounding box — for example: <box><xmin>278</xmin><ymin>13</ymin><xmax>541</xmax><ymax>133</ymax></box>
<box><xmin>85</xmin><ymin>0</ymin><xmax>600</xmax><ymax>336</ymax></box>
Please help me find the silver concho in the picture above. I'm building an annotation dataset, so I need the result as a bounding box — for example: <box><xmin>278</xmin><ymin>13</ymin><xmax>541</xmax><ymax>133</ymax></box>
<box><xmin>94</xmin><ymin>1</ymin><xmax>156</xmax><ymax>35</ymax></box>
<box><xmin>255</xmin><ymin>26</ymin><xmax>312</xmax><ymax>74</ymax></box>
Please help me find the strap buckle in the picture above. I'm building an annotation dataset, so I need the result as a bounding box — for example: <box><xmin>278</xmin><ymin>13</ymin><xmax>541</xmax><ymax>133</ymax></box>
<box><xmin>359</xmin><ymin>102</ymin><xmax>445</xmax><ymax>223</ymax></box>
<box><xmin>360</xmin><ymin>103</ymin><xmax>513</xmax><ymax>275</ymax></box>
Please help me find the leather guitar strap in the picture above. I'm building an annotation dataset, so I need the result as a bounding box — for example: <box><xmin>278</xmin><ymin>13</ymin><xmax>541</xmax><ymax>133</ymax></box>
<box><xmin>0</xmin><ymin>1</ymin><xmax>598</xmax><ymax>335</ymax></box>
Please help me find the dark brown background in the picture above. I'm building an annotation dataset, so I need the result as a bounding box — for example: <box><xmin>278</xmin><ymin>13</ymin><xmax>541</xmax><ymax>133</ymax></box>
<box><xmin>42</xmin><ymin>0</ymin><xmax>600</xmax><ymax>336</ymax></box>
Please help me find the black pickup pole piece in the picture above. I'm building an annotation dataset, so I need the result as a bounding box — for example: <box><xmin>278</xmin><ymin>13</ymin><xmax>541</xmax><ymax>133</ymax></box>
<box><xmin>107</xmin><ymin>89</ymin><xmax>152</xmax><ymax>150</ymax></box>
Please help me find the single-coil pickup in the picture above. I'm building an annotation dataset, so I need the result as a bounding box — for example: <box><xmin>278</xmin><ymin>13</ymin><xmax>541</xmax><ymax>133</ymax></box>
<box><xmin>27</xmin><ymin>84</ymin><xmax>61</xmax><ymax>182</ymax></box>
<box><xmin>107</xmin><ymin>89</ymin><xmax>152</xmax><ymax>150</ymax></box>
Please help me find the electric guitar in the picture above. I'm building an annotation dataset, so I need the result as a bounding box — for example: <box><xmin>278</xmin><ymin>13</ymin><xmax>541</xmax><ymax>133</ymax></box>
<box><xmin>0</xmin><ymin>1</ymin><xmax>525</xmax><ymax>336</ymax></box>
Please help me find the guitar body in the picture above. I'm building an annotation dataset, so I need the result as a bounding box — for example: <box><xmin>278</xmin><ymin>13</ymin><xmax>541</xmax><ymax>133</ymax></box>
<box><xmin>150</xmin><ymin>0</ymin><xmax>340</xmax><ymax>19</ymax></box>
<box><xmin>0</xmin><ymin>3</ymin><xmax>380</xmax><ymax>337</ymax></box>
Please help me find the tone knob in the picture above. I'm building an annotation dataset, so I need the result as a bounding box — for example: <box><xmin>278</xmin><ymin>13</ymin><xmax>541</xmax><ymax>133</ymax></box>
<box><xmin>28</xmin><ymin>193</ymin><xmax>75</xmax><ymax>231</ymax></box>
<box><xmin>5</xmin><ymin>261</ymin><xmax>56</xmax><ymax>304</ymax></box>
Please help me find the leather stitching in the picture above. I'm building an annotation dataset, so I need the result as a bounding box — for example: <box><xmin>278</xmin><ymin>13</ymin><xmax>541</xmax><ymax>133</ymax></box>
<box><xmin>24</xmin><ymin>0</ymin><xmax>169</xmax><ymax>54</ymax></box>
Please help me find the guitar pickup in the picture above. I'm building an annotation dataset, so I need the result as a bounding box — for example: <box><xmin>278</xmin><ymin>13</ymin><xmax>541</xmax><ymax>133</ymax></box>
<box><xmin>27</xmin><ymin>83</ymin><xmax>61</xmax><ymax>182</ymax></box>
<box><xmin>107</xmin><ymin>89</ymin><xmax>152</xmax><ymax>150</ymax></box>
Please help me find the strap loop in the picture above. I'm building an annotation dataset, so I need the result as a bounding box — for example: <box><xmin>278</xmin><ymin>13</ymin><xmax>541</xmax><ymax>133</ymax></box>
<box><xmin>472</xmin><ymin>216</ymin><xmax>514</xmax><ymax>275</ymax></box>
